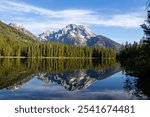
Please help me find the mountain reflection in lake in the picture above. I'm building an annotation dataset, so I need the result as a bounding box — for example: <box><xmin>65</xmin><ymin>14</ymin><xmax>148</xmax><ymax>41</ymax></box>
<box><xmin>0</xmin><ymin>58</ymin><xmax>149</xmax><ymax>100</ymax></box>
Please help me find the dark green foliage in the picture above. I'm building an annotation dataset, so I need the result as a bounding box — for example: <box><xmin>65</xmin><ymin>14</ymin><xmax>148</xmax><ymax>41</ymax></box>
<box><xmin>140</xmin><ymin>9</ymin><xmax>150</xmax><ymax>57</ymax></box>
<box><xmin>118</xmin><ymin>42</ymin><xmax>140</xmax><ymax>59</ymax></box>
<box><xmin>0</xmin><ymin>21</ymin><xmax>116</xmax><ymax>58</ymax></box>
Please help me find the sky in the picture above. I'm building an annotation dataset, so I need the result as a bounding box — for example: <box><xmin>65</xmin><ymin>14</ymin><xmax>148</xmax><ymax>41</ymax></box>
<box><xmin>0</xmin><ymin>0</ymin><xmax>148</xmax><ymax>44</ymax></box>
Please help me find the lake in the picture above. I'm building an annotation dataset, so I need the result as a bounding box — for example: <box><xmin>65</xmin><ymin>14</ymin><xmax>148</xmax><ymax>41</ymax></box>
<box><xmin>0</xmin><ymin>58</ymin><xmax>149</xmax><ymax>100</ymax></box>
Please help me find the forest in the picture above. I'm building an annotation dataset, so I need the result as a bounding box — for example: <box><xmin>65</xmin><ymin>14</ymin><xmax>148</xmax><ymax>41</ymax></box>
<box><xmin>0</xmin><ymin>40</ymin><xmax>116</xmax><ymax>58</ymax></box>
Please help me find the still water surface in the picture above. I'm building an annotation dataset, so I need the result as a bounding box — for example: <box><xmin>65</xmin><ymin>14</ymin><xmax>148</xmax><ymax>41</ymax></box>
<box><xmin>0</xmin><ymin>58</ymin><xmax>149</xmax><ymax>100</ymax></box>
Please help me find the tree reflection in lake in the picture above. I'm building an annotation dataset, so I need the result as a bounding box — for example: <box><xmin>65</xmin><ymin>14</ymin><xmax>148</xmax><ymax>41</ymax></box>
<box><xmin>121</xmin><ymin>59</ymin><xmax>150</xmax><ymax>100</ymax></box>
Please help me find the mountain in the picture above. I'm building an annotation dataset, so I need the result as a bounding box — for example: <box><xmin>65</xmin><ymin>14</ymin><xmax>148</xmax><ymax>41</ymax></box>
<box><xmin>39</xmin><ymin>24</ymin><xmax>121</xmax><ymax>50</ymax></box>
<box><xmin>87</xmin><ymin>35</ymin><xmax>121</xmax><ymax>50</ymax></box>
<box><xmin>0</xmin><ymin>21</ymin><xmax>36</xmax><ymax>43</ymax></box>
<box><xmin>38</xmin><ymin>30</ymin><xmax>54</xmax><ymax>42</ymax></box>
<box><xmin>39</xmin><ymin>24</ymin><xmax>96</xmax><ymax>45</ymax></box>
<box><xmin>9</xmin><ymin>23</ymin><xmax>38</xmax><ymax>40</ymax></box>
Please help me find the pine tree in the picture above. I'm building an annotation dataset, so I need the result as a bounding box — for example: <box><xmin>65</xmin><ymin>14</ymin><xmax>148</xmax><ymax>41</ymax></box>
<box><xmin>140</xmin><ymin>3</ymin><xmax>150</xmax><ymax>57</ymax></box>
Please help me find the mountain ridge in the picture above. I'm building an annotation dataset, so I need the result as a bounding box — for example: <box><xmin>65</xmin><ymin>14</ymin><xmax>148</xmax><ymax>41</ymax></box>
<box><xmin>38</xmin><ymin>24</ymin><xmax>121</xmax><ymax>50</ymax></box>
<box><xmin>0</xmin><ymin>21</ymin><xmax>36</xmax><ymax>43</ymax></box>
<box><xmin>9</xmin><ymin>23</ymin><xmax>38</xmax><ymax>40</ymax></box>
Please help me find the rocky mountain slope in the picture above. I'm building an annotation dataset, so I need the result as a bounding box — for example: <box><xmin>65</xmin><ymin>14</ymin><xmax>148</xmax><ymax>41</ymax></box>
<box><xmin>39</xmin><ymin>24</ymin><xmax>96</xmax><ymax>45</ymax></box>
<box><xmin>87</xmin><ymin>35</ymin><xmax>121</xmax><ymax>50</ymax></box>
<box><xmin>39</xmin><ymin>24</ymin><xmax>121</xmax><ymax>50</ymax></box>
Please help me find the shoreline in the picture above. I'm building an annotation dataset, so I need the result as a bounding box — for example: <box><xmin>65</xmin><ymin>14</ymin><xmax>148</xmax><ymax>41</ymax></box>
<box><xmin>0</xmin><ymin>56</ymin><xmax>115</xmax><ymax>59</ymax></box>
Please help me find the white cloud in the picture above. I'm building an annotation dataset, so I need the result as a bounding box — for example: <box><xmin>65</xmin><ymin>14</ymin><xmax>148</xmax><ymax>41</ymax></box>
<box><xmin>23</xmin><ymin>21</ymin><xmax>67</xmax><ymax>34</ymax></box>
<box><xmin>0</xmin><ymin>0</ymin><xmax>93</xmax><ymax>18</ymax></box>
<box><xmin>0</xmin><ymin>0</ymin><xmax>145</xmax><ymax>34</ymax></box>
<box><xmin>95</xmin><ymin>13</ymin><xmax>144</xmax><ymax>28</ymax></box>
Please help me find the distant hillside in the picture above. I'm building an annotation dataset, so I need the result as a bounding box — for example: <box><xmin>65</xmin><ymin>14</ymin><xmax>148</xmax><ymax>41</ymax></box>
<box><xmin>0</xmin><ymin>21</ymin><xmax>38</xmax><ymax>57</ymax></box>
<box><xmin>0</xmin><ymin>21</ymin><xmax>36</xmax><ymax>44</ymax></box>
<box><xmin>9</xmin><ymin>23</ymin><xmax>38</xmax><ymax>40</ymax></box>
<box><xmin>87</xmin><ymin>35</ymin><xmax>121</xmax><ymax>50</ymax></box>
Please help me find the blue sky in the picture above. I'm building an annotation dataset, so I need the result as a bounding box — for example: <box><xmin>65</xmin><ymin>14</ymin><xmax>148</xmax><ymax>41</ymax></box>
<box><xmin>0</xmin><ymin>0</ymin><xmax>148</xmax><ymax>44</ymax></box>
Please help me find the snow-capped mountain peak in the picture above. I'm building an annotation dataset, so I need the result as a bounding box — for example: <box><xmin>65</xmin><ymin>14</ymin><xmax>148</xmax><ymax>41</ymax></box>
<box><xmin>38</xmin><ymin>24</ymin><xmax>96</xmax><ymax>45</ymax></box>
<box><xmin>38</xmin><ymin>30</ymin><xmax>54</xmax><ymax>42</ymax></box>
<box><xmin>64</xmin><ymin>24</ymin><xmax>96</xmax><ymax>37</ymax></box>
